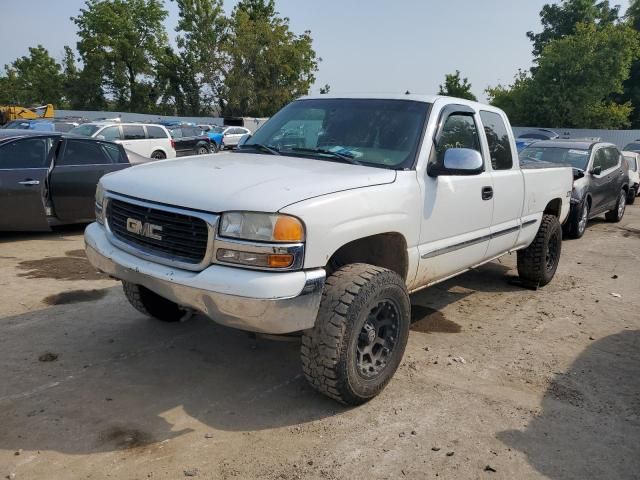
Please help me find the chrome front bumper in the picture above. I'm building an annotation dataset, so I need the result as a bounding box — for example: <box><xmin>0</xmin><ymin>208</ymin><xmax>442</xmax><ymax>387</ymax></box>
<box><xmin>84</xmin><ymin>223</ymin><xmax>325</xmax><ymax>334</ymax></box>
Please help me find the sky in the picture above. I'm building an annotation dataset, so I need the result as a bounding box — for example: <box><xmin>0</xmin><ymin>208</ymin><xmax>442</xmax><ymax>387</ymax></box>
<box><xmin>0</xmin><ymin>0</ymin><xmax>632</xmax><ymax>101</ymax></box>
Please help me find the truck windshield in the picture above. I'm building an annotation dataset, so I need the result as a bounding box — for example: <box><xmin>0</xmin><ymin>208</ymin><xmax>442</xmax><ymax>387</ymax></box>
<box><xmin>519</xmin><ymin>146</ymin><xmax>590</xmax><ymax>170</ymax></box>
<box><xmin>239</xmin><ymin>98</ymin><xmax>430</xmax><ymax>170</ymax></box>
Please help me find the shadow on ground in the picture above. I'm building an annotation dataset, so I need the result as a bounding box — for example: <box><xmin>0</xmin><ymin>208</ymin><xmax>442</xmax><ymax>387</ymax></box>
<box><xmin>498</xmin><ymin>330</ymin><xmax>640</xmax><ymax>479</ymax></box>
<box><xmin>0</xmin><ymin>261</ymin><xmax>522</xmax><ymax>456</ymax></box>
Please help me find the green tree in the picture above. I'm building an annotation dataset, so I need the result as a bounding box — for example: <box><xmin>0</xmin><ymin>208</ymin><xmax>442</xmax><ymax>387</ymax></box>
<box><xmin>221</xmin><ymin>0</ymin><xmax>318</xmax><ymax>117</ymax></box>
<box><xmin>319</xmin><ymin>83</ymin><xmax>331</xmax><ymax>94</ymax></box>
<box><xmin>72</xmin><ymin>0</ymin><xmax>169</xmax><ymax>112</ymax></box>
<box><xmin>160</xmin><ymin>0</ymin><xmax>227</xmax><ymax>115</ymax></box>
<box><xmin>438</xmin><ymin>70</ymin><xmax>477</xmax><ymax>101</ymax></box>
<box><xmin>0</xmin><ymin>46</ymin><xmax>64</xmax><ymax>106</ymax></box>
<box><xmin>620</xmin><ymin>0</ymin><xmax>640</xmax><ymax>127</ymax></box>
<box><xmin>527</xmin><ymin>0</ymin><xmax>620</xmax><ymax>58</ymax></box>
<box><xmin>488</xmin><ymin>23</ymin><xmax>640</xmax><ymax>128</ymax></box>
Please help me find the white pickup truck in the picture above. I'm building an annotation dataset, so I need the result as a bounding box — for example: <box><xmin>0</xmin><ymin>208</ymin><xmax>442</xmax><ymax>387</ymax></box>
<box><xmin>85</xmin><ymin>95</ymin><xmax>572</xmax><ymax>405</ymax></box>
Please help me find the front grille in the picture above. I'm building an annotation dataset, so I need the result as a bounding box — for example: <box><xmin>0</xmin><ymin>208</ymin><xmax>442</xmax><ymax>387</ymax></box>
<box><xmin>107</xmin><ymin>197</ymin><xmax>209</xmax><ymax>264</ymax></box>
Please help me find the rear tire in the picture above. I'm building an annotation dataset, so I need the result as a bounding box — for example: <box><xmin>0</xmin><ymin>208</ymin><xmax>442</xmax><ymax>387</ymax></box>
<box><xmin>605</xmin><ymin>190</ymin><xmax>626</xmax><ymax>222</ymax></box>
<box><xmin>517</xmin><ymin>214</ymin><xmax>562</xmax><ymax>287</ymax></box>
<box><xmin>122</xmin><ymin>281</ymin><xmax>187</xmax><ymax>322</ymax></box>
<box><xmin>301</xmin><ymin>264</ymin><xmax>410</xmax><ymax>405</ymax></box>
<box><xmin>151</xmin><ymin>150</ymin><xmax>166</xmax><ymax>160</ymax></box>
<box><xmin>197</xmin><ymin>146</ymin><xmax>209</xmax><ymax>155</ymax></box>
<box><xmin>211</xmin><ymin>142</ymin><xmax>219</xmax><ymax>153</ymax></box>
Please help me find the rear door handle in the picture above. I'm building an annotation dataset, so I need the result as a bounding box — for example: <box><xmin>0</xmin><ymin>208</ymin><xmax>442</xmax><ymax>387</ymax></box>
<box><xmin>482</xmin><ymin>186</ymin><xmax>493</xmax><ymax>200</ymax></box>
<box><xmin>18</xmin><ymin>179</ymin><xmax>40</xmax><ymax>186</ymax></box>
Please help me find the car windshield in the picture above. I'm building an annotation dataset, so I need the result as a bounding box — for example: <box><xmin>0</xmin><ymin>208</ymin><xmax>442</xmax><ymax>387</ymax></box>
<box><xmin>624</xmin><ymin>142</ymin><xmax>640</xmax><ymax>151</ymax></box>
<box><xmin>240</xmin><ymin>98</ymin><xmax>431</xmax><ymax>169</ymax></box>
<box><xmin>69</xmin><ymin>124</ymin><xmax>101</xmax><ymax>137</ymax></box>
<box><xmin>519</xmin><ymin>146</ymin><xmax>590</xmax><ymax>170</ymax></box>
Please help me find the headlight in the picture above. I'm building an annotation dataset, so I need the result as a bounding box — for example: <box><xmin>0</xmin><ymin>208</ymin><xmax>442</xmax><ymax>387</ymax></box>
<box><xmin>95</xmin><ymin>182</ymin><xmax>106</xmax><ymax>225</ymax></box>
<box><xmin>219</xmin><ymin>212</ymin><xmax>305</xmax><ymax>243</ymax></box>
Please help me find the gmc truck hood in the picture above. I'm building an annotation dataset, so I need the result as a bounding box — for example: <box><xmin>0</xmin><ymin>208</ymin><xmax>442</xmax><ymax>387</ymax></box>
<box><xmin>101</xmin><ymin>153</ymin><xmax>397</xmax><ymax>212</ymax></box>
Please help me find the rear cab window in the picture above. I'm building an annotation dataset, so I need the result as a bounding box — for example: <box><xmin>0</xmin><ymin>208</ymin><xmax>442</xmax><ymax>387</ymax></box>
<box><xmin>480</xmin><ymin>110</ymin><xmax>513</xmax><ymax>170</ymax></box>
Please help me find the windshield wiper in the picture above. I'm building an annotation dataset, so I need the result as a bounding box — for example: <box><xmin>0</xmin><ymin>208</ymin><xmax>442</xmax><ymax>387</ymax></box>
<box><xmin>285</xmin><ymin>147</ymin><xmax>362</xmax><ymax>165</ymax></box>
<box><xmin>238</xmin><ymin>143</ymin><xmax>281</xmax><ymax>155</ymax></box>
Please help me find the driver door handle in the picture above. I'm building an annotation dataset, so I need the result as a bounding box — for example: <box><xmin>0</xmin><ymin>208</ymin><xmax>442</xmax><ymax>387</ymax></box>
<box><xmin>482</xmin><ymin>186</ymin><xmax>493</xmax><ymax>200</ymax></box>
<box><xmin>18</xmin><ymin>179</ymin><xmax>40</xmax><ymax>186</ymax></box>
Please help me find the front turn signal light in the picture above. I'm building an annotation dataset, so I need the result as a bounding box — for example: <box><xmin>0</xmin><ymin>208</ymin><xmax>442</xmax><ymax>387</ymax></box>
<box><xmin>273</xmin><ymin>216</ymin><xmax>305</xmax><ymax>242</ymax></box>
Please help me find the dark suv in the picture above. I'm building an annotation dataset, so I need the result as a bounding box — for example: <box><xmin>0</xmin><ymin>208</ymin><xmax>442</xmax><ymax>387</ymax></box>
<box><xmin>519</xmin><ymin>140</ymin><xmax>629</xmax><ymax>238</ymax></box>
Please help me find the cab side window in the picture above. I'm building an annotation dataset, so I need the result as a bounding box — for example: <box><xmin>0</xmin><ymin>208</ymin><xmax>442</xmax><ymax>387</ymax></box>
<box><xmin>480</xmin><ymin>111</ymin><xmax>513</xmax><ymax>170</ymax></box>
<box><xmin>592</xmin><ymin>149</ymin><xmax>606</xmax><ymax>171</ymax></box>
<box><xmin>604</xmin><ymin>148</ymin><xmax>620</xmax><ymax>170</ymax></box>
<box><xmin>122</xmin><ymin>125</ymin><xmax>145</xmax><ymax>140</ymax></box>
<box><xmin>58</xmin><ymin>139</ymin><xmax>114</xmax><ymax>166</ymax></box>
<box><xmin>0</xmin><ymin>138</ymin><xmax>49</xmax><ymax>169</ymax></box>
<box><xmin>433</xmin><ymin>113</ymin><xmax>481</xmax><ymax>165</ymax></box>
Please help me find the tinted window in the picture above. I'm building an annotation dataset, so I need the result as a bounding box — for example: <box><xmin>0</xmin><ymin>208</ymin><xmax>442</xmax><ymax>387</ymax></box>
<box><xmin>122</xmin><ymin>125</ymin><xmax>145</xmax><ymax>140</ymax></box>
<box><xmin>59</xmin><ymin>139</ymin><xmax>112</xmax><ymax>166</ymax></box>
<box><xmin>146</xmin><ymin>125</ymin><xmax>167</xmax><ymax>139</ymax></box>
<box><xmin>169</xmin><ymin>128</ymin><xmax>183</xmax><ymax>139</ymax></box>
<box><xmin>480</xmin><ymin>111</ymin><xmax>513</xmax><ymax>170</ymax></box>
<box><xmin>0</xmin><ymin>138</ymin><xmax>49</xmax><ymax>169</ymax></box>
<box><xmin>434</xmin><ymin>113</ymin><xmax>481</xmax><ymax>165</ymax></box>
<box><xmin>101</xmin><ymin>126</ymin><xmax>122</xmax><ymax>141</ymax></box>
<box><xmin>623</xmin><ymin>142</ymin><xmax>640</xmax><ymax>151</ymax></box>
<box><xmin>604</xmin><ymin>148</ymin><xmax>620</xmax><ymax>170</ymax></box>
<box><xmin>593</xmin><ymin>149</ymin><xmax>606</xmax><ymax>170</ymax></box>
<box><xmin>101</xmin><ymin>143</ymin><xmax>125</xmax><ymax>163</ymax></box>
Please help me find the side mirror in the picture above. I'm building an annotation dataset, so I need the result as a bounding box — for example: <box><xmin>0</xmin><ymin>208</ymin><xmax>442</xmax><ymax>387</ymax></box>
<box><xmin>238</xmin><ymin>133</ymin><xmax>252</xmax><ymax>147</ymax></box>
<box><xmin>590</xmin><ymin>165</ymin><xmax>602</xmax><ymax>176</ymax></box>
<box><xmin>573</xmin><ymin>169</ymin><xmax>585</xmax><ymax>180</ymax></box>
<box><xmin>431</xmin><ymin>148</ymin><xmax>483</xmax><ymax>176</ymax></box>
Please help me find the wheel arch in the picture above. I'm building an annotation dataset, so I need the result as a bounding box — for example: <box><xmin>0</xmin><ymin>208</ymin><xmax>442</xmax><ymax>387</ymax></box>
<box><xmin>326</xmin><ymin>232</ymin><xmax>409</xmax><ymax>280</ymax></box>
<box><xmin>543</xmin><ymin>198</ymin><xmax>563</xmax><ymax>217</ymax></box>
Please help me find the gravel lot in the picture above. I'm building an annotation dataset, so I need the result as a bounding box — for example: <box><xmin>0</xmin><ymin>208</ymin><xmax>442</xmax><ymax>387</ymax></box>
<box><xmin>1</xmin><ymin>207</ymin><xmax>639</xmax><ymax>480</ymax></box>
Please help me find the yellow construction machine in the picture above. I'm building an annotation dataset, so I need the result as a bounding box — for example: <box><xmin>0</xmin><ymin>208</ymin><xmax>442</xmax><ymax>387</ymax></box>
<box><xmin>0</xmin><ymin>104</ymin><xmax>55</xmax><ymax>125</ymax></box>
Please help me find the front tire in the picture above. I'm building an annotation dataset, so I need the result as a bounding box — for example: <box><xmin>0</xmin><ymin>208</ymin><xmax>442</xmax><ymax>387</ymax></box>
<box><xmin>566</xmin><ymin>201</ymin><xmax>589</xmax><ymax>239</ymax></box>
<box><xmin>301</xmin><ymin>264</ymin><xmax>410</xmax><ymax>405</ymax></box>
<box><xmin>122</xmin><ymin>282</ymin><xmax>188</xmax><ymax>322</ymax></box>
<box><xmin>517</xmin><ymin>214</ymin><xmax>562</xmax><ymax>287</ymax></box>
<box><xmin>605</xmin><ymin>190</ymin><xmax>626</xmax><ymax>222</ymax></box>
<box><xmin>197</xmin><ymin>145</ymin><xmax>209</xmax><ymax>155</ymax></box>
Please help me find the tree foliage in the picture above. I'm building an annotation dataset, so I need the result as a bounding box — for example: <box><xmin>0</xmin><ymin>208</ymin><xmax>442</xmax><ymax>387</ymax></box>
<box><xmin>620</xmin><ymin>0</ymin><xmax>640</xmax><ymax>127</ymax></box>
<box><xmin>221</xmin><ymin>0</ymin><xmax>318</xmax><ymax>117</ymax></box>
<box><xmin>527</xmin><ymin>0</ymin><xmax>620</xmax><ymax>58</ymax></box>
<box><xmin>438</xmin><ymin>70</ymin><xmax>477</xmax><ymax>101</ymax></box>
<box><xmin>72</xmin><ymin>0</ymin><xmax>169</xmax><ymax>113</ymax></box>
<box><xmin>0</xmin><ymin>46</ymin><xmax>63</xmax><ymax>105</ymax></box>
<box><xmin>488</xmin><ymin>23</ymin><xmax>640</xmax><ymax>128</ymax></box>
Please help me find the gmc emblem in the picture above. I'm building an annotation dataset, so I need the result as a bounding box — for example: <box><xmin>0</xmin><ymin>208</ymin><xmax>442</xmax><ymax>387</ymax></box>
<box><xmin>126</xmin><ymin>218</ymin><xmax>163</xmax><ymax>241</ymax></box>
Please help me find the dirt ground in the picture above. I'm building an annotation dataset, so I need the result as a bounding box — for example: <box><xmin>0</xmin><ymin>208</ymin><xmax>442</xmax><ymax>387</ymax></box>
<box><xmin>0</xmin><ymin>207</ymin><xmax>639</xmax><ymax>480</ymax></box>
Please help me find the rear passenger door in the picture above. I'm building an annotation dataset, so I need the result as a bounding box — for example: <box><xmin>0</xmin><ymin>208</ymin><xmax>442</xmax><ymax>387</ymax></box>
<box><xmin>0</xmin><ymin>137</ymin><xmax>54</xmax><ymax>231</ymax></box>
<box><xmin>49</xmin><ymin>139</ymin><xmax>128</xmax><ymax>222</ymax></box>
<box><xmin>480</xmin><ymin>110</ymin><xmax>524</xmax><ymax>259</ymax></box>
<box><xmin>121</xmin><ymin>125</ymin><xmax>148</xmax><ymax>157</ymax></box>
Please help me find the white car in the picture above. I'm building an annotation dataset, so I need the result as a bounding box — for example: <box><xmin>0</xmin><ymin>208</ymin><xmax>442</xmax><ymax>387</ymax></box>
<box><xmin>69</xmin><ymin>122</ymin><xmax>176</xmax><ymax>160</ymax></box>
<box><xmin>85</xmin><ymin>95</ymin><xmax>572</xmax><ymax>405</ymax></box>
<box><xmin>623</xmin><ymin>151</ymin><xmax>640</xmax><ymax>204</ymax></box>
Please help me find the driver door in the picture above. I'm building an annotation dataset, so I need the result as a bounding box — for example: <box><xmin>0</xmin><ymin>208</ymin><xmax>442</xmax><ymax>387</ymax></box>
<box><xmin>415</xmin><ymin>106</ymin><xmax>494</xmax><ymax>285</ymax></box>
<box><xmin>0</xmin><ymin>136</ymin><xmax>55</xmax><ymax>231</ymax></box>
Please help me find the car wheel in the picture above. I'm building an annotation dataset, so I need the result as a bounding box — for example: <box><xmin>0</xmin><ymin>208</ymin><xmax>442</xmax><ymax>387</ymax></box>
<box><xmin>605</xmin><ymin>190</ymin><xmax>626</xmax><ymax>222</ymax></box>
<box><xmin>567</xmin><ymin>201</ymin><xmax>589</xmax><ymax>239</ymax></box>
<box><xmin>122</xmin><ymin>282</ymin><xmax>191</xmax><ymax>322</ymax></box>
<box><xmin>301</xmin><ymin>263</ymin><xmax>410</xmax><ymax>405</ymax></box>
<box><xmin>627</xmin><ymin>187</ymin><xmax>636</xmax><ymax>205</ymax></box>
<box><xmin>197</xmin><ymin>146</ymin><xmax>209</xmax><ymax>155</ymax></box>
<box><xmin>151</xmin><ymin>150</ymin><xmax>166</xmax><ymax>160</ymax></box>
<box><xmin>211</xmin><ymin>142</ymin><xmax>219</xmax><ymax>153</ymax></box>
<box><xmin>517</xmin><ymin>214</ymin><xmax>562</xmax><ymax>287</ymax></box>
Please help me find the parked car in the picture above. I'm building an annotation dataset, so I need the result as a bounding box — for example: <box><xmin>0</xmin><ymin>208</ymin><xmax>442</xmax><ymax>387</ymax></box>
<box><xmin>69</xmin><ymin>122</ymin><xmax>176</xmax><ymax>160</ymax></box>
<box><xmin>623</xmin><ymin>151</ymin><xmax>640</xmax><ymax>204</ymax></box>
<box><xmin>516</xmin><ymin>128</ymin><xmax>560</xmax><ymax>152</ymax></box>
<box><xmin>201</xmin><ymin>125</ymin><xmax>251</xmax><ymax>150</ymax></box>
<box><xmin>0</xmin><ymin>130</ymin><xmax>149</xmax><ymax>231</ymax></box>
<box><xmin>85</xmin><ymin>95</ymin><xmax>573</xmax><ymax>405</ymax></box>
<box><xmin>519</xmin><ymin>140</ymin><xmax>629</xmax><ymax>239</ymax></box>
<box><xmin>167</xmin><ymin>125</ymin><xmax>213</xmax><ymax>156</ymax></box>
<box><xmin>623</xmin><ymin>140</ymin><xmax>640</xmax><ymax>154</ymax></box>
<box><xmin>2</xmin><ymin>119</ymin><xmax>80</xmax><ymax>132</ymax></box>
